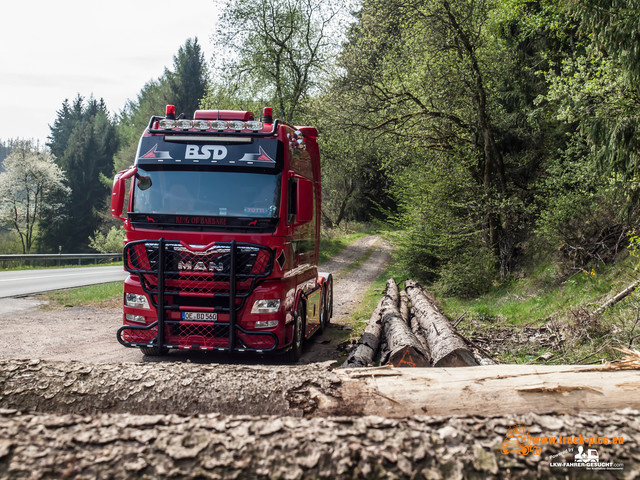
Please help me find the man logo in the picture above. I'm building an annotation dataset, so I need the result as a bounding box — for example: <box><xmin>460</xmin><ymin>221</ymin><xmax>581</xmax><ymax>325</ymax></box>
<box><xmin>185</xmin><ymin>145</ymin><xmax>228</xmax><ymax>160</ymax></box>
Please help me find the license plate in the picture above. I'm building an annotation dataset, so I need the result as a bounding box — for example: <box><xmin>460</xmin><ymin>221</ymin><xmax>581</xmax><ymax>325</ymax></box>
<box><xmin>181</xmin><ymin>312</ymin><xmax>217</xmax><ymax>322</ymax></box>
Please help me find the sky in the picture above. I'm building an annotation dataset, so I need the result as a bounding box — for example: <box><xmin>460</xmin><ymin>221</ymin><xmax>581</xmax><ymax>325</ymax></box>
<box><xmin>0</xmin><ymin>0</ymin><xmax>220</xmax><ymax>145</ymax></box>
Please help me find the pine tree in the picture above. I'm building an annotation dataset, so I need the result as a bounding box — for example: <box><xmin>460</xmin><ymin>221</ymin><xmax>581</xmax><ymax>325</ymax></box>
<box><xmin>113</xmin><ymin>38</ymin><xmax>208</xmax><ymax>171</ymax></box>
<box><xmin>40</xmin><ymin>96</ymin><xmax>118</xmax><ymax>252</ymax></box>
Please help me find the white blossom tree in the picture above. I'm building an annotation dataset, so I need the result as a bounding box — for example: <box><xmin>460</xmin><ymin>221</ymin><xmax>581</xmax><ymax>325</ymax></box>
<box><xmin>0</xmin><ymin>141</ymin><xmax>69</xmax><ymax>253</ymax></box>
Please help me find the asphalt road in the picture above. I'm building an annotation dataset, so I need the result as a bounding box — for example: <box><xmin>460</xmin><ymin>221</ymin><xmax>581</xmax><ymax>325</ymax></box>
<box><xmin>0</xmin><ymin>266</ymin><xmax>128</xmax><ymax>298</ymax></box>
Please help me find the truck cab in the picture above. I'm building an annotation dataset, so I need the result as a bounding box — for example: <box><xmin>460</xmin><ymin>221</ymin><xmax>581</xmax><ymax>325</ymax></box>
<box><xmin>110</xmin><ymin>105</ymin><xmax>333</xmax><ymax>360</ymax></box>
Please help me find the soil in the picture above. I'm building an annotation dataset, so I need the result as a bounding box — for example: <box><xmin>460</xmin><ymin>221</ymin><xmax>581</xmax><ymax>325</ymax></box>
<box><xmin>0</xmin><ymin>235</ymin><xmax>392</xmax><ymax>366</ymax></box>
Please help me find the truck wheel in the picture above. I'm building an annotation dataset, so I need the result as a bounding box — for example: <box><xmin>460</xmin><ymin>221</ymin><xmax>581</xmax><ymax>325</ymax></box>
<box><xmin>326</xmin><ymin>275</ymin><xmax>334</xmax><ymax>319</ymax></box>
<box><xmin>140</xmin><ymin>346</ymin><xmax>168</xmax><ymax>356</ymax></box>
<box><xmin>319</xmin><ymin>285</ymin><xmax>329</xmax><ymax>332</ymax></box>
<box><xmin>285</xmin><ymin>303</ymin><xmax>305</xmax><ymax>362</ymax></box>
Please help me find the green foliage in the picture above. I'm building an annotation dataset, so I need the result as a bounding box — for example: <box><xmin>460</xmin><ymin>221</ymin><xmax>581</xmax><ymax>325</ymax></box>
<box><xmin>41</xmin><ymin>96</ymin><xmax>118</xmax><ymax>253</ymax></box>
<box><xmin>114</xmin><ymin>38</ymin><xmax>208</xmax><ymax>172</ymax></box>
<box><xmin>210</xmin><ymin>0</ymin><xmax>348</xmax><ymax>123</ymax></box>
<box><xmin>89</xmin><ymin>225</ymin><xmax>125</xmax><ymax>253</ymax></box>
<box><xmin>391</xmin><ymin>147</ymin><xmax>497</xmax><ymax>294</ymax></box>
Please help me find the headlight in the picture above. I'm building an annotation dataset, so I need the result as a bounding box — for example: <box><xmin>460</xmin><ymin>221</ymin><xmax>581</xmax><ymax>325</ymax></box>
<box><xmin>125</xmin><ymin>293</ymin><xmax>150</xmax><ymax>309</ymax></box>
<box><xmin>251</xmin><ymin>299</ymin><xmax>281</xmax><ymax>314</ymax></box>
<box><xmin>255</xmin><ymin>320</ymin><xmax>279</xmax><ymax>328</ymax></box>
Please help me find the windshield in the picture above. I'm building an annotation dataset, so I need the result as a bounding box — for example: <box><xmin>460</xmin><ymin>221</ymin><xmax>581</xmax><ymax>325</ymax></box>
<box><xmin>133</xmin><ymin>167</ymin><xmax>281</xmax><ymax>218</ymax></box>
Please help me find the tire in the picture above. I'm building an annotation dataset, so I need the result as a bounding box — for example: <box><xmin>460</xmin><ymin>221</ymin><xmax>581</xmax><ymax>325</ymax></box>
<box><xmin>319</xmin><ymin>284</ymin><xmax>330</xmax><ymax>333</ymax></box>
<box><xmin>285</xmin><ymin>302</ymin><xmax>305</xmax><ymax>362</ymax></box>
<box><xmin>140</xmin><ymin>346</ymin><xmax>168</xmax><ymax>356</ymax></box>
<box><xmin>326</xmin><ymin>275</ymin><xmax>334</xmax><ymax>319</ymax></box>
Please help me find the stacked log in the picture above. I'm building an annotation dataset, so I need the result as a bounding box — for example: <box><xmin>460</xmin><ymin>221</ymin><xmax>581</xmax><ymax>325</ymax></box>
<box><xmin>343</xmin><ymin>300</ymin><xmax>384</xmax><ymax>368</ymax></box>
<box><xmin>344</xmin><ymin>279</ymin><xmax>481</xmax><ymax>368</ymax></box>
<box><xmin>405</xmin><ymin>280</ymin><xmax>478</xmax><ymax>367</ymax></box>
<box><xmin>379</xmin><ymin>279</ymin><xmax>430</xmax><ymax>367</ymax></box>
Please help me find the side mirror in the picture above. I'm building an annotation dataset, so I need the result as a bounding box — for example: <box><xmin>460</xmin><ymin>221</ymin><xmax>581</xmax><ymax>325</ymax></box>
<box><xmin>296</xmin><ymin>176</ymin><xmax>314</xmax><ymax>224</ymax></box>
<box><xmin>111</xmin><ymin>167</ymin><xmax>137</xmax><ymax>220</ymax></box>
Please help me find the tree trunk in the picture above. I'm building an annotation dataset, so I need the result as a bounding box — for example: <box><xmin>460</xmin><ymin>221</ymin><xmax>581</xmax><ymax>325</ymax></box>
<box><xmin>399</xmin><ymin>289</ymin><xmax>410</xmax><ymax>322</ymax></box>
<box><xmin>406</xmin><ymin>280</ymin><xmax>477</xmax><ymax>367</ymax></box>
<box><xmin>2</xmin><ymin>408</ymin><xmax>639</xmax><ymax>479</ymax></box>
<box><xmin>343</xmin><ymin>299</ymin><xmax>384</xmax><ymax>368</ymax></box>
<box><xmin>380</xmin><ymin>279</ymin><xmax>430</xmax><ymax>367</ymax></box>
<box><xmin>2</xmin><ymin>356</ymin><xmax>640</xmax><ymax>417</ymax></box>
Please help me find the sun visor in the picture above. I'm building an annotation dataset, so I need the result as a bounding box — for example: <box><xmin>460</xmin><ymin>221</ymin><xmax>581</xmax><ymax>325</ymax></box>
<box><xmin>135</xmin><ymin>137</ymin><xmax>281</xmax><ymax>169</ymax></box>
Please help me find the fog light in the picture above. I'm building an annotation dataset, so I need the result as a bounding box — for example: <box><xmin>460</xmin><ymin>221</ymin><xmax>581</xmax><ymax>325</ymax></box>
<box><xmin>125</xmin><ymin>314</ymin><xmax>146</xmax><ymax>323</ymax></box>
<box><xmin>251</xmin><ymin>299</ymin><xmax>281</xmax><ymax>313</ymax></box>
<box><xmin>228</xmin><ymin>120</ymin><xmax>245</xmax><ymax>131</ymax></box>
<box><xmin>125</xmin><ymin>293</ymin><xmax>150</xmax><ymax>309</ymax></box>
<box><xmin>194</xmin><ymin>119</ymin><xmax>210</xmax><ymax>130</ymax></box>
<box><xmin>177</xmin><ymin>119</ymin><xmax>194</xmax><ymax>129</ymax></box>
<box><xmin>211</xmin><ymin>120</ymin><xmax>228</xmax><ymax>130</ymax></box>
<box><xmin>255</xmin><ymin>320</ymin><xmax>278</xmax><ymax>328</ymax></box>
<box><xmin>246</xmin><ymin>120</ymin><xmax>263</xmax><ymax>131</ymax></box>
<box><xmin>159</xmin><ymin>119</ymin><xmax>176</xmax><ymax>129</ymax></box>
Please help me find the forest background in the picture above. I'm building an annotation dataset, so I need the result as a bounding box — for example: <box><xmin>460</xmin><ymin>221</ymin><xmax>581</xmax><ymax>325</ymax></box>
<box><xmin>1</xmin><ymin>0</ymin><xmax>639</xmax><ymax>302</ymax></box>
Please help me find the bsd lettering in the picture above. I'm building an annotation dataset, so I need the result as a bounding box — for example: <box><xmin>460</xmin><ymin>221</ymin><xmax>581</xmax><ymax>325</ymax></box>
<box><xmin>185</xmin><ymin>145</ymin><xmax>228</xmax><ymax>160</ymax></box>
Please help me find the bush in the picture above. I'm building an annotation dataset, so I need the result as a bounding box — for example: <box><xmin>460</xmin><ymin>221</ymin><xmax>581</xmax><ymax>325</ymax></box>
<box><xmin>435</xmin><ymin>246</ymin><xmax>496</xmax><ymax>297</ymax></box>
<box><xmin>89</xmin><ymin>226</ymin><xmax>125</xmax><ymax>253</ymax></box>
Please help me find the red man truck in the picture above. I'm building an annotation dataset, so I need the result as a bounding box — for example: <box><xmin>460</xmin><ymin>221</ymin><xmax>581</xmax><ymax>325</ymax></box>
<box><xmin>110</xmin><ymin>105</ymin><xmax>333</xmax><ymax>360</ymax></box>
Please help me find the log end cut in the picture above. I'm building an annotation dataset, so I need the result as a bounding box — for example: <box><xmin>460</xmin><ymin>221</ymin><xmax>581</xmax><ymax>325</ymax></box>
<box><xmin>433</xmin><ymin>348</ymin><xmax>479</xmax><ymax>368</ymax></box>
<box><xmin>388</xmin><ymin>346</ymin><xmax>431</xmax><ymax>368</ymax></box>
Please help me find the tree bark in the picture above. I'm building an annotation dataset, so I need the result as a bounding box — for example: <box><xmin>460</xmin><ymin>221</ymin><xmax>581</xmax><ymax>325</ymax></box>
<box><xmin>343</xmin><ymin>299</ymin><xmax>384</xmax><ymax>368</ymax></box>
<box><xmin>380</xmin><ymin>279</ymin><xmax>430</xmax><ymax>367</ymax></box>
<box><xmin>2</xmin><ymin>357</ymin><xmax>640</xmax><ymax>418</ymax></box>
<box><xmin>406</xmin><ymin>280</ymin><xmax>478</xmax><ymax>367</ymax></box>
<box><xmin>399</xmin><ymin>289</ymin><xmax>410</xmax><ymax>323</ymax></box>
<box><xmin>2</xmin><ymin>409</ymin><xmax>639</xmax><ymax>479</ymax></box>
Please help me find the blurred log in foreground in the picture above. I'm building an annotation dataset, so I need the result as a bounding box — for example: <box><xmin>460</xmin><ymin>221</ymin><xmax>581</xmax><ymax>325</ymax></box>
<box><xmin>1</xmin><ymin>409</ymin><xmax>638</xmax><ymax>479</ymax></box>
<box><xmin>2</xmin><ymin>355</ymin><xmax>640</xmax><ymax>418</ymax></box>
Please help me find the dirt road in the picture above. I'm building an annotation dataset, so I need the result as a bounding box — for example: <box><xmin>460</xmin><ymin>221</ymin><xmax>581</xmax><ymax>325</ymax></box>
<box><xmin>0</xmin><ymin>235</ymin><xmax>392</xmax><ymax>365</ymax></box>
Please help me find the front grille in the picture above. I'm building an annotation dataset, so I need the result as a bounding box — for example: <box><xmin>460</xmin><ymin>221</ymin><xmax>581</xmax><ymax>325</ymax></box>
<box><xmin>117</xmin><ymin>239</ymin><xmax>278</xmax><ymax>352</ymax></box>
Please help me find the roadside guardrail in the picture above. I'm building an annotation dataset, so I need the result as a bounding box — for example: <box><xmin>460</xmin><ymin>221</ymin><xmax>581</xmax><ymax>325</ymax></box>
<box><xmin>0</xmin><ymin>253</ymin><xmax>123</xmax><ymax>269</ymax></box>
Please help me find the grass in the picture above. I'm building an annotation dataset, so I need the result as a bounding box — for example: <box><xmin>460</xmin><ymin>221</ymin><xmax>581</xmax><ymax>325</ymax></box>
<box><xmin>38</xmin><ymin>282</ymin><xmax>123</xmax><ymax>309</ymax></box>
<box><xmin>2</xmin><ymin>260</ymin><xmax>123</xmax><ymax>272</ymax></box>
<box><xmin>319</xmin><ymin>231</ymin><xmax>370</xmax><ymax>265</ymax></box>
<box><xmin>347</xmin><ymin>266</ymin><xmax>403</xmax><ymax>341</ymax></box>
<box><xmin>437</xmin><ymin>252</ymin><xmax>640</xmax><ymax>364</ymax></box>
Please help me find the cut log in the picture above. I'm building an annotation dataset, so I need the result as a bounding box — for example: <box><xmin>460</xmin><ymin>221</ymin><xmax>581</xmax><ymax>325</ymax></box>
<box><xmin>380</xmin><ymin>279</ymin><xmax>430</xmax><ymax>367</ymax></box>
<box><xmin>343</xmin><ymin>299</ymin><xmax>384</xmax><ymax>368</ymax></box>
<box><xmin>409</xmin><ymin>311</ymin><xmax>429</xmax><ymax>353</ymax></box>
<box><xmin>399</xmin><ymin>289</ymin><xmax>410</xmax><ymax>323</ymax></box>
<box><xmin>406</xmin><ymin>280</ymin><xmax>478</xmax><ymax>367</ymax></box>
<box><xmin>2</xmin><ymin>409</ymin><xmax>639</xmax><ymax>479</ymax></box>
<box><xmin>2</xmin><ymin>355</ymin><xmax>640</xmax><ymax>417</ymax></box>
